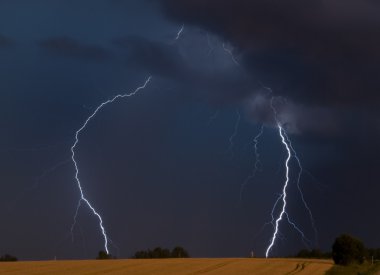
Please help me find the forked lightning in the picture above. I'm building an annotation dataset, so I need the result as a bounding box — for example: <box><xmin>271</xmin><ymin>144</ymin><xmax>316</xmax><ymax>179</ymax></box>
<box><xmin>70</xmin><ymin>77</ymin><xmax>151</xmax><ymax>254</ymax></box>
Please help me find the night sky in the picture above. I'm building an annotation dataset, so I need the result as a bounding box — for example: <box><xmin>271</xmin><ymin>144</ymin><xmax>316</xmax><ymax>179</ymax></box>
<box><xmin>1</xmin><ymin>0</ymin><xmax>380</xmax><ymax>260</ymax></box>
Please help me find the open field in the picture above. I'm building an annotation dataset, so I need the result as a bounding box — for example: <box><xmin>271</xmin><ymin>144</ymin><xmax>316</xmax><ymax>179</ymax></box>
<box><xmin>0</xmin><ymin>258</ymin><xmax>333</xmax><ymax>274</ymax></box>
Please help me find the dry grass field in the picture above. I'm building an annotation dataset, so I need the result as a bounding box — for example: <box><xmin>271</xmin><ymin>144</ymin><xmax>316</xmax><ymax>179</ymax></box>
<box><xmin>0</xmin><ymin>258</ymin><xmax>333</xmax><ymax>274</ymax></box>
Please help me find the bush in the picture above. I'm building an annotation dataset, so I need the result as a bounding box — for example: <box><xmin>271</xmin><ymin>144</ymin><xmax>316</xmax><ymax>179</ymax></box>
<box><xmin>332</xmin><ymin>234</ymin><xmax>365</xmax><ymax>265</ymax></box>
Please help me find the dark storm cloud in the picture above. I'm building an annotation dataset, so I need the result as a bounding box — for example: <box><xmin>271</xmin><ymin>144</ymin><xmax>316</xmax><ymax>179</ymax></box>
<box><xmin>112</xmin><ymin>33</ymin><xmax>348</xmax><ymax>136</ymax></box>
<box><xmin>243</xmin><ymin>94</ymin><xmax>342</xmax><ymax>136</ymax></box>
<box><xmin>39</xmin><ymin>37</ymin><xmax>110</xmax><ymax>61</ymax></box>
<box><xmin>0</xmin><ymin>34</ymin><xmax>12</xmax><ymax>47</ymax></box>
<box><xmin>113</xmin><ymin>35</ymin><xmax>257</xmax><ymax>104</ymax></box>
<box><xmin>113</xmin><ymin>36</ymin><xmax>188</xmax><ymax>78</ymax></box>
<box><xmin>157</xmin><ymin>0</ymin><xmax>380</xmax><ymax>108</ymax></box>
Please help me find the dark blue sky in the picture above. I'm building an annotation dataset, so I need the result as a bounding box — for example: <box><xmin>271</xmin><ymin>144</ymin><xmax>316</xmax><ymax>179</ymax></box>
<box><xmin>1</xmin><ymin>0</ymin><xmax>379</xmax><ymax>260</ymax></box>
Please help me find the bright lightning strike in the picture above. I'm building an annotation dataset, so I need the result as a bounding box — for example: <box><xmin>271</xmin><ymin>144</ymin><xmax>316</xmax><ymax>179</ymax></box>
<box><xmin>265</xmin><ymin>121</ymin><xmax>292</xmax><ymax>258</ymax></box>
<box><xmin>282</xmin><ymin>130</ymin><xmax>318</xmax><ymax>246</ymax></box>
<box><xmin>270</xmin><ymin>194</ymin><xmax>283</xmax><ymax>228</ymax></box>
<box><xmin>264</xmin><ymin>97</ymin><xmax>314</xmax><ymax>257</ymax></box>
<box><xmin>70</xmin><ymin>76</ymin><xmax>152</xmax><ymax>255</ymax></box>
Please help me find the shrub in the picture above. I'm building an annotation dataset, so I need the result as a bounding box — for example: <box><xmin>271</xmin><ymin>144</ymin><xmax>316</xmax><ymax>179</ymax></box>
<box><xmin>332</xmin><ymin>234</ymin><xmax>365</xmax><ymax>265</ymax></box>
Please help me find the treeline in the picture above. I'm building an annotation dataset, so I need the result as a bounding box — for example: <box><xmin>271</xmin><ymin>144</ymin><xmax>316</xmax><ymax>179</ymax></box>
<box><xmin>294</xmin><ymin>249</ymin><xmax>331</xmax><ymax>259</ymax></box>
<box><xmin>133</xmin><ymin>246</ymin><xmax>189</xmax><ymax>259</ymax></box>
<box><xmin>0</xmin><ymin>254</ymin><xmax>18</xmax><ymax>262</ymax></box>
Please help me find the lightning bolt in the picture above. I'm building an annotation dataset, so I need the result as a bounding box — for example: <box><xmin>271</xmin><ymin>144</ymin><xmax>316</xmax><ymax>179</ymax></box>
<box><xmin>265</xmin><ymin>97</ymin><xmax>314</xmax><ymax>257</ymax></box>
<box><xmin>270</xmin><ymin>194</ymin><xmax>283</xmax><ymax>227</ymax></box>
<box><xmin>282</xmin><ymin>130</ymin><xmax>319</xmax><ymax>246</ymax></box>
<box><xmin>71</xmin><ymin>199</ymin><xmax>82</xmax><ymax>242</ymax></box>
<box><xmin>217</xmin><ymin>36</ymin><xmax>316</xmax><ymax>255</ymax></box>
<box><xmin>220</xmin><ymin>36</ymin><xmax>315</xmax><ymax>254</ymax></box>
<box><xmin>70</xmin><ymin>76</ymin><xmax>152</xmax><ymax>255</ymax></box>
<box><xmin>226</xmin><ymin>109</ymin><xmax>241</xmax><ymax>157</ymax></box>
<box><xmin>285</xmin><ymin>213</ymin><xmax>312</xmax><ymax>249</ymax></box>
<box><xmin>7</xmin><ymin>158</ymin><xmax>71</xmax><ymax>212</ymax></box>
<box><xmin>240</xmin><ymin>124</ymin><xmax>264</xmax><ymax>202</ymax></box>
<box><xmin>252</xmin><ymin>193</ymin><xmax>283</xmax><ymax>242</ymax></box>
<box><xmin>265</xmin><ymin>119</ymin><xmax>292</xmax><ymax>258</ymax></box>
<box><xmin>222</xmin><ymin>42</ymin><xmax>239</xmax><ymax>66</ymax></box>
<box><xmin>175</xmin><ymin>24</ymin><xmax>184</xmax><ymax>40</ymax></box>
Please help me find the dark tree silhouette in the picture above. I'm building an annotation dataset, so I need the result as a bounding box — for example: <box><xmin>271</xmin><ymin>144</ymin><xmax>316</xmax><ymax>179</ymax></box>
<box><xmin>367</xmin><ymin>248</ymin><xmax>380</xmax><ymax>260</ymax></box>
<box><xmin>295</xmin><ymin>249</ymin><xmax>331</xmax><ymax>259</ymax></box>
<box><xmin>0</xmin><ymin>254</ymin><xmax>18</xmax><ymax>262</ymax></box>
<box><xmin>96</xmin><ymin>250</ymin><xmax>113</xmax><ymax>260</ymax></box>
<box><xmin>171</xmin><ymin>246</ymin><xmax>189</xmax><ymax>258</ymax></box>
<box><xmin>133</xmin><ymin>246</ymin><xmax>190</xmax><ymax>259</ymax></box>
<box><xmin>332</xmin><ymin>234</ymin><xmax>365</xmax><ymax>265</ymax></box>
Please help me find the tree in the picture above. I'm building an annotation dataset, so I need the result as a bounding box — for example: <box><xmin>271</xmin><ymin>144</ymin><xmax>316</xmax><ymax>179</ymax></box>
<box><xmin>171</xmin><ymin>246</ymin><xmax>189</xmax><ymax>258</ymax></box>
<box><xmin>152</xmin><ymin>247</ymin><xmax>162</xmax><ymax>258</ymax></box>
<box><xmin>161</xmin><ymin>248</ymin><xmax>171</xmax><ymax>258</ymax></box>
<box><xmin>96</xmin><ymin>250</ymin><xmax>113</xmax><ymax>260</ymax></box>
<box><xmin>332</xmin><ymin>234</ymin><xmax>365</xmax><ymax>265</ymax></box>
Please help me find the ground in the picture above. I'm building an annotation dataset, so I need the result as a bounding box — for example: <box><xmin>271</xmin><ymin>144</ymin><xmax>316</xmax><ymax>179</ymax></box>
<box><xmin>0</xmin><ymin>258</ymin><xmax>333</xmax><ymax>274</ymax></box>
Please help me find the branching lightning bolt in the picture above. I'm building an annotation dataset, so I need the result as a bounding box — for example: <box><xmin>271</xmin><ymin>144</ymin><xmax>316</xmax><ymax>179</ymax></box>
<box><xmin>70</xmin><ymin>76</ymin><xmax>152</xmax><ymax>255</ymax></box>
<box><xmin>270</xmin><ymin>194</ymin><xmax>283</xmax><ymax>228</ymax></box>
<box><xmin>265</xmin><ymin>98</ymin><xmax>313</xmax><ymax>257</ymax></box>
<box><xmin>285</xmin><ymin>212</ymin><xmax>312</xmax><ymax>249</ymax></box>
<box><xmin>7</xmin><ymin>158</ymin><xmax>70</xmax><ymax>212</ymax></box>
<box><xmin>282</xmin><ymin>130</ymin><xmax>318</xmax><ymax>246</ymax></box>
<box><xmin>240</xmin><ymin>125</ymin><xmax>264</xmax><ymax>202</ymax></box>
<box><xmin>265</xmin><ymin>120</ymin><xmax>291</xmax><ymax>258</ymax></box>
<box><xmin>216</xmin><ymin>36</ymin><xmax>316</xmax><ymax>255</ymax></box>
<box><xmin>71</xmin><ymin>199</ymin><xmax>82</xmax><ymax>242</ymax></box>
<box><xmin>252</xmin><ymin>193</ymin><xmax>282</xmax><ymax>243</ymax></box>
